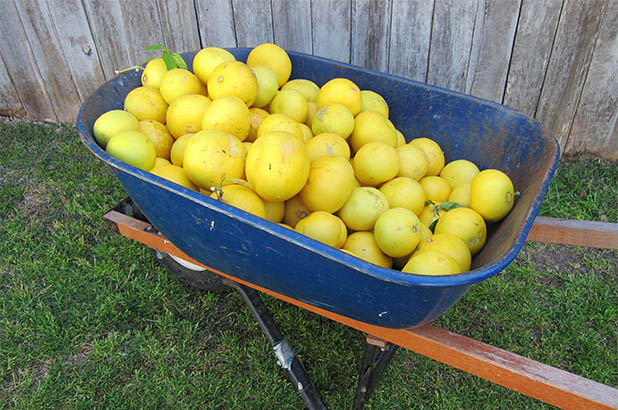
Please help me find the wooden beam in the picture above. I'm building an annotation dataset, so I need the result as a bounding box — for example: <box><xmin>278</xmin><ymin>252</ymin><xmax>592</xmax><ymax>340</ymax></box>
<box><xmin>103</xmin><ymin>209</ymin><xmax>618</xmax><ymax>409</ymax></box>
<box><xmin>527</xmin><ymin>216</ymin><xmax>618</xmax><ymax>249</ymax></box>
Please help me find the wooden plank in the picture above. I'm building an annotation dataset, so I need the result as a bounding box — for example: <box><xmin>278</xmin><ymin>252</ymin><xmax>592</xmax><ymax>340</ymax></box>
<box><xmin>350</xmin><ymin>0</ymin><xmax>392</xmax><ymax>72</ymax></box>
<box><xmin>272</xmin><ymin>0</ymin><xmax>312</xmax><ymax>53</ymax></box>
<box><xmin>104</xmin><ymin>208</ymin><xmax>618</xmax><ymax>410</ymax></box>
<box><xmin>388</xmin><ymin>0</ymin><xmax>434</xmax><ymax>82</ymax></box>
<box><xmin>466</xmin><ymin>0</ymin><xmax>521</xmax><ymax>103</ymax></box>
<box><xmin>231</xmin><ymin>0</ymin><xmax>274</xmax><ymax>47</ymax></box>
<box><xmin>312</xmin><ymin>0</ymin><xmax>352</xmax><ymax>63</ymax></box>
<box><xmin>0</xmin><ymin>52</ymin><xmax>26</xmax><ymax>117</ymax></box>
<box><xmin>503</xmin><ymin>0</ymin><xmax>562</xmax><ymax>117</ymax></box>
<box><xmin>118</xmin><ymin>0</ymin><xmax>166</xmax><ymax>68</ymax></box>
<box><xmin>0</xmin><ymin>0</ymin><xmax>56</xmax><ymax>121</ymax></box>
<box><xmin>566</xmin><ymin>0</ymin><xmax>618</xmax><ymax>159</ymax></box>
<box><xmin>83</xmin><ymin>0</ymin><xmax>133</xmax><ymax>80</ymax></box>
<box><xmin>14</xmin><ymin>0</ymin><xmax>82</xmax><ymax>122</ymax></box>
<box><xmin>535</xmin><ymin>0</ymin><xmax>608</xmax><ymax>153</ymax></box>
<box><xmin>157</xmin><ymin>0</ymin><xmax>201</xmax><ymax>53</ymax></box>
<box><xmin>398</xmin><ymin>326</ymin><xmax>618</xmax><ymax>410</ymax></box>
<box><xmin>47</xmin><ymin>0</ymin><xmax>106</xmax><ymax>104</ymax></box>
<box><xmin>527</xmin><ymin>216</ymin><xmax>618</xmax><ymax>250</ymax></box>
<box><xmin>427</xmin><ymin>0</ymin><xmax>479</xmax><ymax>92</ymax></box>
<box><xmin>194</xmin><ymin>0</ymin><xmax>237</xmax><ymax>48</ymax></box>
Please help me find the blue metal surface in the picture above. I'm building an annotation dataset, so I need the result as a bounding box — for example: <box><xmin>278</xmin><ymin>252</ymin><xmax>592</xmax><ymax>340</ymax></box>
<box><xmin>76</xmin><ymin>48</ymin><xmax>559</xmax><ymax>329</ymax></box>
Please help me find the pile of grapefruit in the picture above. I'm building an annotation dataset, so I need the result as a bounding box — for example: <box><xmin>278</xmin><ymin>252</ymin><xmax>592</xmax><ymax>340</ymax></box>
<box><xmin>93</xmin><ymin>43</ymin><xmax>516</xmax><ymax>276</ymax></box>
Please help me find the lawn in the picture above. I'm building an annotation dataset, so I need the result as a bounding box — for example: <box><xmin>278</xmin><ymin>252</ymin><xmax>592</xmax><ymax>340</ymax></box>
<box><xmin>0</xmin><ymin>117</ymin><xmax>616</xmax><ymax>409</ymax></box>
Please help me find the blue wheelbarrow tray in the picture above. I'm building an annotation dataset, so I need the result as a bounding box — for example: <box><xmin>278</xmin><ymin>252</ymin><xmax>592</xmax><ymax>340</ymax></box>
<box><xmin>76</xmin><ymin>48</ymin><xmax>560</xmax><ymax>329</ymax></box>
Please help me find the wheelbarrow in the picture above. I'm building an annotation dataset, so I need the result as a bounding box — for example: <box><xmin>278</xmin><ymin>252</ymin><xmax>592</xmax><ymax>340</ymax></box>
<box><xmin>76</xmin><ymin>49</ymin><xmax>618</xmax><ymax>409</ymax></box>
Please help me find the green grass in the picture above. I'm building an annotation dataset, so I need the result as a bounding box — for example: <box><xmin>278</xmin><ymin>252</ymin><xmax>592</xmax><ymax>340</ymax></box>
<box><xmin>0</xmin><ymin>117</ymin><xmax>616</xmax><ymax>409</ymax></box>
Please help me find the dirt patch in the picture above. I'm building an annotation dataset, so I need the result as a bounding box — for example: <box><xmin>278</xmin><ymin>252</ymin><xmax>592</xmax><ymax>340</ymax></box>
<box><xmin>518</xmin><ymin>242</ymin><xmax>617</xmax><ymax>283</ymax></box>
<box><xmin>63</xmin><ymin>344</ymin><xmax>92</xmax><ymax>368</ymax></box>
<box><xmin>14</xmin><ymin>183</ymin><xmax>54</xmax><ymax>223</ymax></box>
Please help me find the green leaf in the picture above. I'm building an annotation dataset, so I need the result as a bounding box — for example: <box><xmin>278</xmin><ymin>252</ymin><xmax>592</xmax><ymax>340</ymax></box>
<box><xmin>161</xmin><ymin>51</ymin><xmax>176</xmax><ymax>70</ymax></box>
<box><xmin>439</xmin><ymin>201</ymin><xmax>463</xmax><ymax>211</ymax></box>
<box><xmin>172</xmin><ymin>53</ymin><xmax>187</xmax><ymax>70</ymax></box>
<box><xmin>424</xmin><ymin>200</ymin><xmax>436</xmax><ymax>207</ymax></box>
<box><xmin>145</xmin><ymin>45</ymin><xmax>169</xmax><ymax>52</ymax></box>
<box><xmin>428</xmin><ymin>219</ymin><xmax>438</xmax><ymax>233</ymax></box>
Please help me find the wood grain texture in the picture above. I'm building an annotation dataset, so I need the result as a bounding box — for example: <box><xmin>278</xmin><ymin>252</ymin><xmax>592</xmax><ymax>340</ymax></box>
<box><xmin>535</xmin><ymin>0</ymin><xmax>608</xmax><ymax>152</ymax></box>
<box><xmin>15</xmin><ymin>0</ymin><xmax>84</xmax><ymax>122</ymax></box>
<box><xmin>272</xmin><ymin>0</ymin><xmax>312</xmax><ymax>53</ymax></box>
<box><xmin>427</xmin><ymin>0</ymin><xmax>478</xmax><ymax>92</ymax></box>
<box><xmin>83</xmin><ymin>0</ymin><xmax>133</xmax><ymax>81</ymax></box>
<box><xmin>312</xmin><ymin>0</ymin><xmax>352</xmax><ymax>63</ymax></box>
<box><xmin>503</xmin><ymin>0</ymin><xmax>562</xmax><ymax>117</ymax></box>
<box><xmin>47</xmin><ymin>0</ymin><xmax>105</xmax><ymax>104</ymax></box>
<box><xmin>351</xmin><ymin>0</ymin><xmax>392</xmax><ymax>71</ymax></box>
<box><xmin>0</xmin><ymin>0</ymin><xmax>56</xmax><ymax>121</ymax></box>
<box><xmin>119</xmin><ymin>0</ymin><xmax>166</xmax><ymax>69</ymax></box>
<box><xmin>527</xmin><ymin>216</ymin><xmax>618</xmax><ymax>249</ymax></box>
<box><xmin>567</xmin><ymin>0</ymin><xmax>618</xmax><ymax>159</ymax></box>
<box><xmin>194</xmin><ymin>0</ymin><xmax>237</xmax><ymax>48</ymax></box>
<box><xmin>388</xmin><ymin>0</ymin><xmax>434</xmax><ymax>82</ymax></box>
<box><xmin>0</xmin><ymin>52</ymin><xmax>26</xmax><ymax>117</ymax></box>
<box><xmin>232</xmin><ymin>0</ymin><xmax>274</xmax><ymax>47</ymax></box>
<box><xmin>466</xmin><ymin>0</ymin><xmax>521</xmax><ymax>102</ymax></box>
<box><xmin>157</xmin><ymin>0</ymin><xmax>201</xmax><ymax>53</ymax></box>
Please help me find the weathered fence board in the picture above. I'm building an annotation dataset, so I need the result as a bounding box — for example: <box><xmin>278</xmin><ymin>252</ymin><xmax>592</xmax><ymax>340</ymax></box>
<box><xmin>14</xmin><ymin>0</ymin><xmax>83</xmax><ymax>122</ymax></box>
<box><xmin>0</xmin><ymin>52</ymin><xmax>26</xmax><ymax>118</ymax></box>
<box><xmin>388</xmin><ymin>0</ymin><xmax>434</xmax><ymax>82</ymax></box>
<box><xmin>427</xmin><ymin>0</ymin><xmax>478</xmax><ymax>92</ymax></box>
<box><xmin>567</xmin><ymin>0</ymin><xmax>618</xmax><ymax>156</ymax></box>
<box><xmin>118</xmin><ymin>0</ymin><xmax>166</xmax><ymax>70</ymax></box>
<box><xmin>194</xmin><ymin>0</ymin><xmax>237</xmax><ymax>48</ymax></box>
<box><xmin>502</xmin><ymin>0</ymin><xmax>562</xmax><ymax>117</ymax></box>
<box><xmin>351</xmin><ymin>0</ymin><xmax>392</xmax><ymax>72</ymax></box>
<box><xmin>272</xmin><ymin>0</ymin><xmax>312</xmax><ymax>54</ymax></box>
<box><xmin>83</xmin><ymin>0</ymin><xmax>133</xmax><ymax>81</ymax></box>
<box><xmin>312</xmin><ymin>0</ymin><xmax>352</xmax><ymax>63</ymax></box>
<box><xmin>47</xmin><ymin>0</ymin><xmax>106</xmax><ymax>106</ymax></box>
<box><xmin>157</xmin><ymin>0</ymin><xmax>201</xmax><ymax>54</ymax></box>
<box><xmin>232</xmin><ymin>0</ymin><xmax>274</xmax><ymax>47</ymax></box>
<box><xmin>536</xmin><ymin>0</ymin><xmax>608</xmax><ymax>152</ymax></box>
<box><xmin>0</xmin><ymin>1</ymin><xmax>56</xmax><ymax>121</ymax></box>
<box><xmin>0</xmin><ymin>0</ymin><xmax>615</xmax><ymax>158</ymax></box>
<box><xmin>466</xmin><ymin>0</ymin><xmax>521</xmax><ymax>103</ymax></box>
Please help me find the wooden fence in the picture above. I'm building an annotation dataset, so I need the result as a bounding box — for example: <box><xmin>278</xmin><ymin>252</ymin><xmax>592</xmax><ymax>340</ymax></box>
<box><xmin>0</xmin><ymin>0</ymin><xmax>616</xmax><ymax>159</ymax></box>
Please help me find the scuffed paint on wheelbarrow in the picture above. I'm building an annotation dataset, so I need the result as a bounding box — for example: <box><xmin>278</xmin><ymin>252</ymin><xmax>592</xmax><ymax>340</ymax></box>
<box><xmin>76</xmin><ymin>48</ymin><xmax>559</xmax><ymax>329</ymax></box>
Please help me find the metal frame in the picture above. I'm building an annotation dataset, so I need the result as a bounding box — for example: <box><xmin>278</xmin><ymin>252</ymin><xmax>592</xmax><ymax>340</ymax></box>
<box><xmin>103</xmin><ymin>200</ymin><xmax>618</xmax><ymax>409</ymax></box>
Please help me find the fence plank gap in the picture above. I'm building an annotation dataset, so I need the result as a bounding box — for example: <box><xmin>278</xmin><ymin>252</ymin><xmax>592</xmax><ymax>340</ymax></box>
<box><xmin>566</xmin><ymin>0</ymin><xmax>618</xmax><ymax>159</ymax></box>
<box><xmin>194</xmin><ymin>0</ymin><xmax>237</xmax><ymax>48</ymax></box>
<box><xmin>0</xmin><ymin>52</ymin><xmax>26</xmax><ymax>117</ymax></box>
<box><xmin>312</xmin><ymin>0</ymin><xmax>352</xmax><ymax>64</ymax></box>
<box><xmin>47</xmin><ymin>0</ymin><xmax>106</xmax><ymax>106</ymax></box>
<box><xmin>388</xmin><ymin>0</ymin><xmax>434</xmax><ymax>82</ymax></box>
<box><xmin>83</xmin><ymin>0</ymin><xmax>133</xmax><ymax>81</ymax></box>
<box><xmin>350</xmin><ymin>0</ymin><xmax>391</xmax><ymax>72</ymax></box>
<box><xmin>427</xmin><ymin>0</ymin><xmax>478</xmax><ymax>92</ymax></box>
<box><xmin>535</xmin><ymin>0</ymin><xmax>608</xmax><ymax>152</ymax></box>
<box><xmin>157</xmin><ymin>0</ymin><xmax>201</xmax><ymax>54</ymax></box>
<box><xmin>466</xmin><ymin>0</ymin><xmax>521</xmax><ymax>103</ymax></box>
<box><xmin>0</xmin><ymin>1</ymin><xmax>56</xmax><ymax>121</ymax></box>
<box><xmin>232</xmin><ymin>0</ymin><xmax>274</xmax><ymax>47</ymax></box>
<box><xmin>502</xmin><ymin>0</ymin><xmax>562</xmax><ymax>117</ymax></box>
<box><xmin>272</xmin><ymin>0</ymin><xmax>312</xmax><ymax>54</ymax></box>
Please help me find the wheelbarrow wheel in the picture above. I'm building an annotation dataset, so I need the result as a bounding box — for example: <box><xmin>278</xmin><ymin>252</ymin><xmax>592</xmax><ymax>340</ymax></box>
<box><xmin>154</xmin><ymin>250</ymin><xmax>229</xmax><ymax>292</ymax></box>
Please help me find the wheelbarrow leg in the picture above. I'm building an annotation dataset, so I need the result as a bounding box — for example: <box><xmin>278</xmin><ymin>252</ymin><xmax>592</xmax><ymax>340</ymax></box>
<box><xmin>227</xmin><ymin>281</ymin><xmax>329</xmax><ymax>410</ymax></box>
<box><xmin>352</xmin><ymin>336</ymin><xmax>399</xmax><ymax>410</ymax></box>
